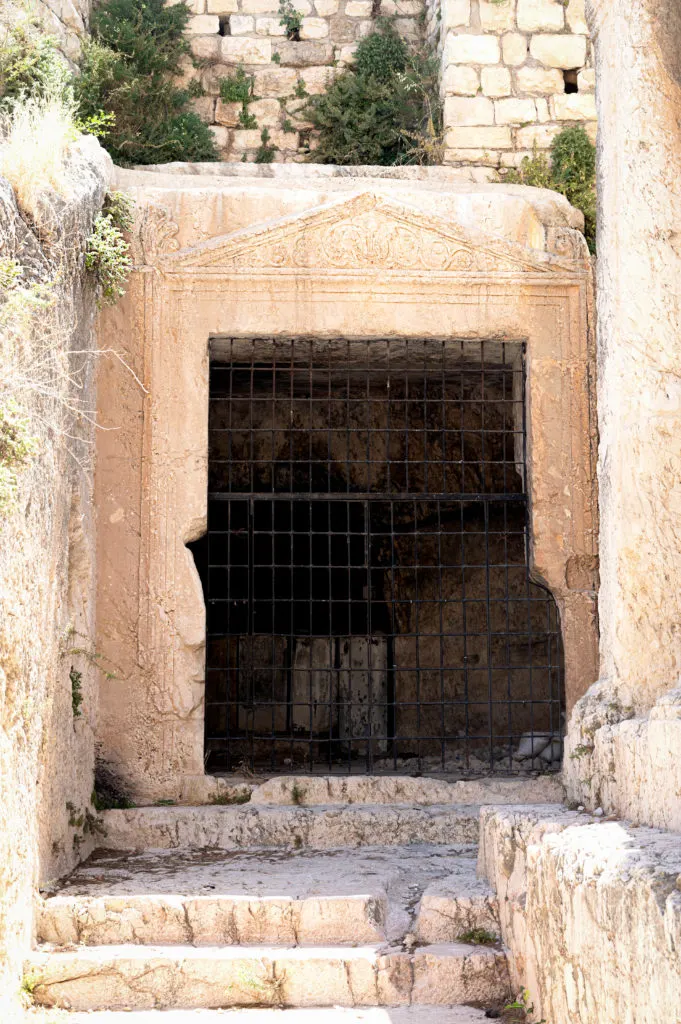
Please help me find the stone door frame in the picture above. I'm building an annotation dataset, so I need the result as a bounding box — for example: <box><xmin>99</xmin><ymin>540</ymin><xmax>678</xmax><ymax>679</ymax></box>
<box><xmin>103</xmin><ymin>192</ymin><xmax>598</xmax><ymax>800</ymax></box>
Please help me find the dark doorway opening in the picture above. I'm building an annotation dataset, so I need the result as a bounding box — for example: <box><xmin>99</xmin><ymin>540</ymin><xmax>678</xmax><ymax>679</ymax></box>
<box><xmin>191</xmin><ymin>338</ymin><xmax>564</xmax><ymax>775</ymax></box>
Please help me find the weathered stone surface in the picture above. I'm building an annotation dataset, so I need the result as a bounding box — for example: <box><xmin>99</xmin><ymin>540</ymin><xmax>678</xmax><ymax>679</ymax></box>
<box><xmin>273</xmin><ymin>40</ymin><xmax>334</xmax><ymax>64</ymax></box>
<box><xmin>480</xmin><ymin>66</ymin><xmax>511</xmax><ymax>96</ymax></box>
<box><xmin>517</xmin><ymin>0</ymin><xmax>564</xmax><ymax>32</ymax></box>
<box><xmin>478</xmin><ymin>805</ymin><xmax>681</xmax><ymax>1023</ymax></box>
<box><xmin>515</xmin><ymin>65</ymin><xmax>564</xmax><ymax>94</ymax></box>
<box><xmin>187</xmin><ymin>13</ymin><xmax>219</xmax><ymax>31</ymax></box>
<box><xmin>220</xmin><ymin>36</ymin><xmax>272</xmax><ymax>63</ymax></box>
<box><xmin>229</xmin><ymin>13</ymin><xmax>255</xmax><ymax>32</ymax></box>
<box><xmin>38</xmin><ymin>844</ymin><xmax>477</xmax><ymax>947</ymax></box>
<box><xmin>27</xmin><ymin>943</ymin><xmax>511</xmax><ymax>1010</ymax></box>
<box><xmin>47</xmin><ymin>1010</ymin><xmax>497</xmax><ymax>1024</ymax></box>
<box><xmin>444</xmin><ymin>34</ymin><xmax>501</xmax><ymax>65</ymax></box>
<box><xmin>501</xmin><ymin>31</ymin><xmax>527</xmax><ymax>65</ymax></box>
<box><xmin>551</xmin><ymin>91</ymin><xmax>597</xmax><ymax>119</ymax></box>
<box><xmin>98</xmin><ymin>804</ymin><xmax>482</xmax><ymax>850</ymax></box>
<box><xmin>441</xmin><ymin>65</ymin><xmax>480</xmax><ymax>95</ymax></box>
<box><xmin>529</xmin><ymin>33</ymin><xmax>587</xmax><ymax>68</ymax></box>
<box><xmin>443</xmin><ymin>96</ymin><xmax>495</xmax><ymax>126</ymax></box>
<box><xmin>494</xmin><ymin>97</ymin><xmax>537</xmax><ymax>123</ymax></box>
<box><xmin>479</xmin><ymin>0</ymin><xmax>515</xmax><ymax>32</ymax></box>
<box><xmin>443</xmin><ymin>0</ymin><xmax>471</xmax><ymax>27</ymax></box>
<box><xmin>249</xmin><ymin>774</ymin><xmax>564</xmax><ymax>806</ymax></box>
<box><xmin>415</xmin><ymin>867</ymin><xmax>499</xmax><ymax>942</ymax></box>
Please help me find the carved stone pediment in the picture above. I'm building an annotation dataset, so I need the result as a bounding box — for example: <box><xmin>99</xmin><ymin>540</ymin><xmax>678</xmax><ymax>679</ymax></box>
<box><xmin>160</xmin><ymin>192</ymin><xmax>578</xmax><ymax>275</ymax></box>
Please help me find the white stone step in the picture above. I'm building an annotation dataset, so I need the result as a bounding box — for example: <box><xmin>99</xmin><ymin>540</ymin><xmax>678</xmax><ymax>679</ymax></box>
<box><xmin>29</xmin><ymin>1008</ymin><xmax>495</xmax><ymax>1023</ymax></box>
<box><xmin>27</xmin><ymin>942</ymin><xmax>510</xmax><ymax>1011</ymax></box>
<box><xmin>99</xmin><ymin>804</ymin><xmax>481</xmax><ymax>852</ymax></box>
<box><xmin>39</xmin><ymin>845</ymin><xmax>479</xmax><ymax>947</ymax></box>
<box><xmin>415</xmin><ymin>868</ymin><xmax>499</xmax><ymax>944</ymax></box>
<box><xmin>247</xmin><ymin>774</ymin><xmax>563</xmax><ymax>807</ymax></box>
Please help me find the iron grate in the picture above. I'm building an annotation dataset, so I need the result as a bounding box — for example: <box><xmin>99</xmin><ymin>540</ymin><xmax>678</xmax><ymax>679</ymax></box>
<box><xmin>191</xmin><ymin>338</ymin><xmax>564</xmax><ymax>775</ymax></box>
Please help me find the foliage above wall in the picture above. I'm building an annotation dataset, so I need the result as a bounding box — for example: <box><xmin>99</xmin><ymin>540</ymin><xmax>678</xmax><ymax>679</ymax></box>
<box><xmin>503</xmin><ymin>127</ymin><xmax>597</xmax><ymax>253</ymax></box>
<box><xmin>75</xmin><ymin>0</ymin><xmax>217</xmax><ymax>165</ymax></box>
<box><xmin>305</xmin><ymin>20</ymin><xmax>442</xmax><ymax>166</ymax></box>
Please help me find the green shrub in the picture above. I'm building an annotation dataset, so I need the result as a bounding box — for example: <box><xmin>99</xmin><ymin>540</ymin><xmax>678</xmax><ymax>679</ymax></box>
<box><xmin>0</xmin><ymin>20</ymin><xmax>69</xmax><ymax>105</ymax></box>
<box><xmin>0</xmin><ymin>399</ymin><xmax>38</xmax><ymax>515</ymax></box>
<box><xmin>305</xmin><ymin>20</ymin><xmax>442</xmax><ymax>166</ymax></box>
<box><xmin>75</xmin><ymin>0</ymin><xmax>218</xmax><ymax>165</ymax></box>
<box><xmin>503</xmin><ymin>126</ymin><xmax>596</xmax><ymax>252</ymax></box>
<box><xmin>70</xmin><ymin>667</ymin><xmax>83</xmax><ymax>717</ymax></box>
<box><xmin>85</xmin><ymin>190</ymin><xmax>134</xmax><ymax>304</ymax></box>
<box><xmin>255</xmin><ymin>127</ymin><xmax>277</xmax><ymax>163</ymax></box>
<box><xmin>279</xmin><ymin>0</ymin><xmax>303</xmax><ymax>40</ymax></box>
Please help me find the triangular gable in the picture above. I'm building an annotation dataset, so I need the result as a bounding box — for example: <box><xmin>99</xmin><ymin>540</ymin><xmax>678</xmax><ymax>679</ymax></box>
<box><xmin>160</xmin><ymin>192</ymin><xmax>577</xmax><ymax>275</ymax></box>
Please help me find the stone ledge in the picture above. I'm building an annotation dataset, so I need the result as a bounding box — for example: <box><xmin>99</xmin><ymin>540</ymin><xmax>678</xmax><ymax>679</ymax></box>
<box><xmin>478</xmin><ymin>804</ymin><xmax>681</xmax><ymax>1022</ymax></box>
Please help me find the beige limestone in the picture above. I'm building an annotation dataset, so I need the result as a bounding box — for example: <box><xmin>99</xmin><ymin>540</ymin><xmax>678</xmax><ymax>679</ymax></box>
<box><xmin>441</xmin><ymin>65</ymin><xmax>480</xmax><ymax>95</ymax></box>
<box><xmin>563</xmin><ymin>0</ymin><xmax>681</xmax><ymax>824</ymax></box>
<box><xmin>0</xmin><ymin>138</ymin><xmax>112</xmax><ymax>1022</ymax></box>
<box><xmin>445</xmin><ymin>125</ymin><xmax>513</xmax><ymax>148</ymax></box>
<box><xmin>501</xmin><ymin>31</ymin><xmax>527</xmax><ymax>65</ymax></box>
<box><xmin>98</xmin><ymin>803</ymin><xmax>482</xmax><ymax>850</ymax></box>
<box><xmin>515</xmin><ymin>65</ymin><xmax>564</xmax><ymax>94</ymax></box>
<box><xmin>444</xmin><ymin>33</ymin><xmax>501</xmax><ymax>64</ymax></box>
<box><xmin>42</xmin><ymin>1011</ymin><xmax>496</xmax><ymax>1023</ymax></box>
<box><xmin>28</xmin><ymin>943</ymin><xmax>510</xmax><ymax>1011</ymax></box>
<box><xmin>529</xmin><ymin>32</ymin><xmax>587</xmax><ymax>67</ymax></box>
<box><xmin>516</xmin><ymin>0</ymin><xmax>564</xmax><ymax>32</ymax></box>
<box><xmin>443</xmin><ymin>0</ymin><xmax>471</xmax><ymax>27</ymax></box>
<box><xmin>480</xmin><ymin>66</ymin><xmax>512</xmax><ymax>97</ymax></box>
<box><xmin>37</xmin><ymin>844</ymin><xmax>477</xmax><ymax>947</ymax></box>
<box><xmin>187</xmin><ymin>13</ymin><xmax>219</xmax><ymax>31</ymax></box>
<box><xmin>479</xmin><ymin>0</ymin><xmax>516</xmax><ymax>32</ymax></box>
<box><xmin>493</xmin><ymin>96</ymin><xmax>537</xmax><ymax>123</ymax></box>
<box><xmin>478</xmin><ymin>805</ymin><xmax>681</xmax><ymax>1023</ymax></box>
<box><xmin>221</xmin><ymin>35</ymin><xmax>272</xmax><ymax>61</ymax></box>
<box><xmin>229</xmin><ymin>12</ymin><xmax>255</xmax><ymax>31</ymax></box>
<box><xmin>551</xmin><ymin>91</ymin><xmax>597</xmax><ymax>119</ymax></box>
<box><xmin>95</xmin><ymin>173</ymin><xmax>597</xmax><ymax>800</ymax></box>
<box><xmin>443</xmin><ymin>96</ymin><xmax>495</xmax><ymax>125</ymax></box>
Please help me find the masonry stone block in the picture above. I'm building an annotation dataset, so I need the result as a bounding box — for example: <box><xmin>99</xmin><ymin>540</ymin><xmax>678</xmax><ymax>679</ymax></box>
<box><xmin>444</xmin><ymin>34</ymin><xmax>500</xmax><ymax>65</ymax></box>
<box><xmin>442</xmin><ymin>65</ymin><xmax>480</xmax><ymax>96</ymax></box>
<box><xmin>565</xmin><ymin>0</ymin><xmax>586</xmax><ymax>33</ymax></box>
<box><xmin>494</xmin><ymin>96</ymin><xmax>537</xmax><ymax>124</ymax></box>
<box><xmin>274</xmin><ymin>40</ymin><xmax>334</xmax><ymax>64</ymax></box>
<box><xmin>256</xmin><ymin>15</ymin><xmax>287</xmax><ymax>33</ymax></box>
<box><xmin>577</xmin><ymin>67</ymin><xmax>595</xmax><ymax>92</ymax></box>
<box><xmin>445</xmin><ymin>148</ymin><xmax>501</xmax><ymax>165</ymax></box>
<box><xmin>252</xmin><ymin>66</ymin><xmax>298</xmax><ymax>93</ymax></box>
<box><xmin>517</xmin><ymin>0</ymin><xmax>564</xmax><ymax>33</ymax></box>
<box><xmin>336</xmin><ymin>43</ymin><xmax>358</xmax><ymax>63</ymax></box>
<box><xmin>345</xmin><ymin>0</ymin><xmax>372</xmax><ymax>13</ymax></box>
<box><xmin>187</xmin><ymin>13</ymin><xmax>220</xmax><ymax>31</ymax></box>
<box><xmin>299</xmin><ymin>65</ymin><xmax>335</xmax><ymax>93</ymax></box>
<box><xmin>190</xmin><ymin>34</ymin><xmax>221</xmax><ymax>59</ymax></box>
<box><xmin>551</xmin><ymin>91</ymin><xmax>597</xmax><ymax>120</ymax></box>
<box><xmin>530</xmin><ymin>33</ymin><xmax>587</xmax><ymax>69</ymax></box>
<box><xmin>249</xmin><ymin>98</ymin><xmax>283</xmax><ymax>125</ymax></box>
<box><xmin>209</xmin><ymin>125</ymin><xmax>230</xmax><ymax>151</ymax></box>
<box><xmin>300</xmin><ymin>16</ymin><xmax>329</xmax><ymax>37</ymax></box>
<box><xmin>515</xmin><ymin>65</ymin><xmax>564</xmax><ymax>94</ymax></box>
<box><xmin>206</xmin><ymin>0</ymin><xmax>238</xmax><ymax>11</ymax></box>
<box><xmin>535</xmin><ymin>96</ymin><xmax>550</xmax><ymax>121</ymax></box>
<box><xmin>221</xmin><ymin>35</ymin><xmax>272</xmax><ymax>62</ymax></box>
<box><xmin>479</xmin><ymin>0</ymin><xmax>516</xmax><ymax>33</ymax></box>
<box><xmin>314</xmin><ymin>0</ymin><xmax>339</xmax><ymax>12</ymax></box>
<box><xmin>443</xmin><ymin>0</ymin><xmax>470</xmax><ymax>28</ymax></box>
<box><xmin>229</xmin><ymin>13</ymin><xmax>255</xmax><ymax>32</ymax></box>
<box><xmin>481</xmin><ymin>66</ymin><xmax>512</xmax><ymax>97</ymax></box>
<box><xmin>444</xmin><ymin>96</ymin><xmax>495</xmax><ymax>127</ymax></box>
<box><xmin>445</xmin><ymin>125</ymin><xmax>513</xmax><ymax>148</ymax></box>
<box><xmin>501</xmin><ymin>32</ymin><xmax>527</xmax><ymax>66</ymax></box>
<box><xmin>515</xmin><ymin>121</ymin><xmax>561</xmax><ymax>147</ymax></box>
<box><xmin>214</xmin><ymin>99</ymin><xmax>242</xmax><ymax>127</ymax></box>
<box><xmin>240</xmin><ymin>0</ymin><xmax>279</xmax><ymax>11</ymax></box>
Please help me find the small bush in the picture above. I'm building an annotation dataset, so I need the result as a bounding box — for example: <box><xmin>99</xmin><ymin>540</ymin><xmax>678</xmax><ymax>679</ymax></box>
<box><xmin>70</xmin><ymin>666</ymin><xmax>83</xmax><ymax>717</ymax></box>
<box><xmin>0</xmin><ymin>19</ymin><xmax>69</xmax><ymax>105</ymax></box>
<box><xmin>85</xmin><ymin>190</ymin><xmax>134</xmax><ymax>304</ymax></box>
<box><xmin>0</xmin><ymin>398</ymin><xmax>38</xmax><ymax>514</ymax></box>
<box><xmin>305</xmin><ymin>20</ymin><xmax>442</xmax><ymax>166</ymax></box>
<box><xmin>279</xmin><ymin>0</ymin><xmax>302</xmax><ymax>40</ymax></box>
<box><xmin>75</xmin><ymin>0</ymin><xmax>218</xmax><ymax>165</ymax></box>
<box><xmin>503</xmin><ymin>126</ymin><xmax>596</xmax><ymax>252</ymax></box>
<box><xmin>255</xmin><ymin>127</ymin><xmax>277</xmax><ymax>163</ymax></box>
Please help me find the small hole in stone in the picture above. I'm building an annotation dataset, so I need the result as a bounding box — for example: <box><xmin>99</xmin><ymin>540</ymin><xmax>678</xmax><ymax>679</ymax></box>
<box><xmin>218</xmin><ymin>16</ymin><xmax>230</xmax><ymax>35</ymax></box>
<box><xmin>563</xmin><ymin>69</ymin><xmax>579</xmax><ymax>94</ymax></box>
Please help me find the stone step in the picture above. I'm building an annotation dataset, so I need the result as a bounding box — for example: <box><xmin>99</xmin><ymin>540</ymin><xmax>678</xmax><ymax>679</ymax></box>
<box><xmin>246</xmin><ymin>774</ymin><xmax>563</xmax><ymax>807</ymax></box>
<box><xmin>27</xmin><ymin>942</ymin><xmax>511</xmax><ymax>1011</ymax></box>
<box><xmin>29</xmin><ymin>1008</ymin><xmax>496</xmax><ymax>1023</ymax></box>
<box><xmin>39</xmin><ymin>845</ymin><xmax>493</xmax><ymax>948</ymax></box>
<box><xmin>415</xmin><ymin>871</ymin><xmax>499</xmax><ymax>945</ymax></box>
<box><xmin>98</xmin><ymin>804</ymin><xmax>481</xmax><ymax>852</ymax></box>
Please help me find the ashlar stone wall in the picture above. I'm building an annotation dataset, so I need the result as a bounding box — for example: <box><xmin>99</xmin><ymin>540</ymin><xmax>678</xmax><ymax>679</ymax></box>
<box><xmin>180</xmin><ymin>0</ymin><xmax>426</xmax><ymax>163</ymax></box>
<box><xmin>434</xmin><ymin>0</ymin><xmax>596</xmax><ymax>173</ymax></box>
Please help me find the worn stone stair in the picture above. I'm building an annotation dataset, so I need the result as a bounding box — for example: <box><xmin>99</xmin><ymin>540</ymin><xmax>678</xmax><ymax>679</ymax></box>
<box><xmin>26</xmin><ymin>776</ymin><xmax>563</xmax><ymax>1016</ymax></box>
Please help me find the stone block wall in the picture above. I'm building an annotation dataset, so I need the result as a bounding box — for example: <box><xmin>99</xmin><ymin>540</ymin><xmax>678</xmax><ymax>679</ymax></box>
<box><xmin>436</xmin><ymin>0</ymin><xmax>596</xmax><ymax>173</ymax></box>
<box><xmin>179</xmin><ymin>0</ymin><xmax>595</xmax><ymax>170</ymax></box>
<box><xmin>180</xmin><ymin>0</ymin><xmax>426</xmax><ymax>162</ymax></box>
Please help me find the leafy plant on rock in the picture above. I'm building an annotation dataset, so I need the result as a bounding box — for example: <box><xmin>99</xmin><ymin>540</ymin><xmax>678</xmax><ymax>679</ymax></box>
<box><xmin>304</xmin><ymin>19</ymin><xmax>442</xmax><ymax>166</ymax></box>
<box><xmin>75</xmin><ymin>0</ymin><xmax>217</xmax><ymax>165</ymax></box>
<box><xmin>279</xmin><ymin>0</ymin><xmax>303</xmax><ymax>40</ymax></box>
<box><xmin>85</xmin><ymin>190</ymin><xmax>135</xmax><ymax>304</ymax></box>
<box><xmin>503</xmin><ymin>126</ymin><xmax>596</xmax><ymax>252</ymax></box>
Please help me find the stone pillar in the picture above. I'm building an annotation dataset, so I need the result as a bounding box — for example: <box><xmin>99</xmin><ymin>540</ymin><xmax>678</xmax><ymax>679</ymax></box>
<box><xmin>590</xmin><ymin>0</ymin><xmax>681</xmax><ymax>710</ymax></box>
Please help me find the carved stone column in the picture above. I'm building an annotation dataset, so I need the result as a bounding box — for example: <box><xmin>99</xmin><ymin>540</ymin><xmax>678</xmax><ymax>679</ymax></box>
<box><xmin>589</xmin><ymin>0</ymin><xmax>681</xmax><ymax>709</ymax></box>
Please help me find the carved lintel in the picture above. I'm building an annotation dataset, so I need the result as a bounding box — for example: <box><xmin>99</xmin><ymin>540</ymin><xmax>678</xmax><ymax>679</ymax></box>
<box><xmin>132</xmin><ymin>204</ymin><xmax>180</xmax><ymax>266</ymax></box>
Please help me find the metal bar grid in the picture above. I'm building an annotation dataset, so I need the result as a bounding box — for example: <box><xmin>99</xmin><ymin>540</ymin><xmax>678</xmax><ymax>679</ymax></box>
<box><xmin>196</xmin><ymin>338</ymin><xmax>564</xmax><ymax>775</ymax></box>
